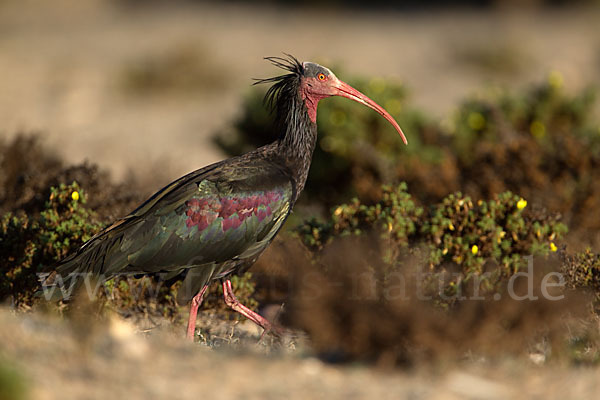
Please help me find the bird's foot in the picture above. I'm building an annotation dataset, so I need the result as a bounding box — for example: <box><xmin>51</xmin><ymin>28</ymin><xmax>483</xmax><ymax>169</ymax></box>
<box><xmin>222</xmin><ymin>279</ymin><xmax>284</xmax><ymax>340</ymax></box>
<box><xmin>186</xmin><ymin>285</ymin><xmax>208</xmax><ymax>341</ymax></box>
<box><xmin>258</xmin><ymin>323</ymin><xmax>286</xmax><ymax>342</ymax></box>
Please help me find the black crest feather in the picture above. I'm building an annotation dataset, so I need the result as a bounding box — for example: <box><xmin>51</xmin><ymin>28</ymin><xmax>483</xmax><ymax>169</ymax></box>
<box><xmin>253</xmin><ymin>54</ymin><xmax>304</xmax><ymax>111</ymax></box>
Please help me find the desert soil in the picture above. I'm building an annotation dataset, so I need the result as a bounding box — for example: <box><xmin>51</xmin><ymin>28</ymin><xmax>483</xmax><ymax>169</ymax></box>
<box><xmin>1</xmin><ymin>308</ymin><xmax>599</xmax><ymax>400</ymax></box>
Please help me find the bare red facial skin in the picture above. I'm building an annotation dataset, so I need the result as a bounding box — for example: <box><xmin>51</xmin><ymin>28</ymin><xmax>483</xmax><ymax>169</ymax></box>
<box><xmin>299</xmin><ymin>76</ymin><xmax>330</xmax><ymax>123</ymax></box>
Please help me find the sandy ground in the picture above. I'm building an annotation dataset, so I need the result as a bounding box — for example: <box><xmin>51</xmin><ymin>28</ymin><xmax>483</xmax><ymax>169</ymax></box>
<box><xmin>0</xmin><ymin>308</ymin><xmax>599</xmax><ymax>400</ymax></box>
<box><xmin>1</xmin><ymin>1</ymin><xmax>599</xmax><ymax>185</ymax></box>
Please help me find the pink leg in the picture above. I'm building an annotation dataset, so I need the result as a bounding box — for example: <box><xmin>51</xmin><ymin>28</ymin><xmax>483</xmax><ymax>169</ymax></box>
<box><xmin>222</xmin><ymin>280</ymin><xmax>280</xmax><ymax>337</ymax></box>
<box><xmin>186</xmin><ymin>285</ymin><xmax>208</xmax><ymax>341</ymax></box>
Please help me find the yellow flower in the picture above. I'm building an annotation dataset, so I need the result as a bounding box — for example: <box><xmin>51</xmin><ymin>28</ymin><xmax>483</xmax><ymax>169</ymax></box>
<box><xmin>369</xmin><ymin>77</ymin><xmax>386</xmax><ymax>94</ymax></box>
<box><xmin>471</xmin><ymin>245</ymin><xmax>479</xmax><ymax>255</ymax></box>
<box><xmin>468</xmin><ymin>112</ymin><xmax>486</xmax><ymax>131</ymax></box>
<box><xmin>384</xmin><ymin>98</ymin><xmax>402</xmax><ymax>115</ymax></box>
<box><xmin>530</xmin><ymin>120</ymin><xmax>546</xmax><ymax>139</ymax></box>
<box><xmin>550</xmin><ymin>242</ymin><xmax>558</xmax><ymax>252</ymax></box>
<box><xmin>448</xmin><ymin>222</ymin><xmax>455</xmax><ymax>231</ymax></box>
<box><xmin>548</xmin><ymin>70</ymin><xmax>563</xmax><ymax>89</ymax></box>
<box><xmin>517</xmin><ymin>198</ymin><xmax>527</xmax><ymax>210</ymax></box>
<box><xmin>333</xmin><ymin>207</ymin><xmax>343</xmax><ymax>216</ymax></box>
<box><xmin>71</xmin><ymin>191</ymin><xmax>80</xmax><ymax>201</ymax></box>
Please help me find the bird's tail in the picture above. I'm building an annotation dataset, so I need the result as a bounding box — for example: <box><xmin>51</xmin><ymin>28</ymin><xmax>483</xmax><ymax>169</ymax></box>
<box><xmin>37</xmin><ymin>256</ymin><xmax>88</xmax><ymax>302</ymax></box>
<box><xmin>37</xmin><ymin>239</ymin><xmax>113</xmax><ymax>302</ymax></box>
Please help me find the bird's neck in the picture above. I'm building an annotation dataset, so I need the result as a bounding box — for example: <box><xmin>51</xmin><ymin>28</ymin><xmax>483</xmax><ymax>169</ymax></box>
<box><xmin>276</xmin><ymin>95</ymin><xmax>318</xmax><ymax>196</ymax></box>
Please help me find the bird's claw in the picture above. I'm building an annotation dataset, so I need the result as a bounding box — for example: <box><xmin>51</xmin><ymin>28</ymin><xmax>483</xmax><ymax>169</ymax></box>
<box><xmin>257</xmin><ymin>322</ymin><xmax>289</xmax><ymax>344</ymax></box>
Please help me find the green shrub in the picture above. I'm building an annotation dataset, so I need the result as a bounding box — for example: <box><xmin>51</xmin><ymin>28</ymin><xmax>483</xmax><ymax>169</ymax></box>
<box><xmin>0</xmin><ymin>182</ymin><xmax>103</xmax><ymax>306</ymax></box>
<box><xmin>296</xmin><ymin>183</ymin><xmax>567</xmax><ymax>304</ymax></box>
<box><xmin>0</xmin><ymin>134</ymin><xmax>144</xmax><ymax>221</ymax></box>
<box><xmin>561</xmin><ymin>249</ymin><xmax>600</xmax><ymax>300</ymax></box>
<box><xmin>442</xmin><ymin>77</ymin><xmax>600</xmax><ymax>237</ymax></box>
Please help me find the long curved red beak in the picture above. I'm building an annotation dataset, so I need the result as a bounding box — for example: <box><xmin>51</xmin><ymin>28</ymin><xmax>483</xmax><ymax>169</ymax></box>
<box><xmin>335</xmin><ymin>80</ymin><xmax>407</xmax><ymax>145</ymax></box>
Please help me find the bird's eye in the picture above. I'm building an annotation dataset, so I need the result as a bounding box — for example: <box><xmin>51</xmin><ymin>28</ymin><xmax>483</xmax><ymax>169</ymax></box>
<box><xmin>317</xmin><ymin>73</ymin><xmax>326</xmax><ymax>81</ymax></box>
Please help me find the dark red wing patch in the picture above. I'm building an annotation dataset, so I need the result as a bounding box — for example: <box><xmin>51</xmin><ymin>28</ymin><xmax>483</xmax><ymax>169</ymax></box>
<box><xmin>185</xmin><ymin>191</ymin><xmax>283</xmax><ymax>232</ymax></box>
<box><xmin>185</xmin><ymin>198</ymin><xmax>222</xmax><ymax>230</ymax></box>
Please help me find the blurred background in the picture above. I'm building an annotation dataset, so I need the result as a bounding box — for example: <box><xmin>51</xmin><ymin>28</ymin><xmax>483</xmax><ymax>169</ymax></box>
<box><xmin>2</xmin><ymin>1</ymin><xmax>600</xmax><ymax>399</ymax></box>
<box><xmin>2</xmin><ymin>0</ymin><xmax>599</xmax><ymax>181</ymax></box>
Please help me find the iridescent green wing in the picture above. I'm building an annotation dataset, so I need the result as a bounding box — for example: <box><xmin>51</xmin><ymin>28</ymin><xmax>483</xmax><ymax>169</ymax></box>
<box><xmin>73</xmin><ymin>160</ymin><xmax>294</xmax><ymax>278</ymax></box>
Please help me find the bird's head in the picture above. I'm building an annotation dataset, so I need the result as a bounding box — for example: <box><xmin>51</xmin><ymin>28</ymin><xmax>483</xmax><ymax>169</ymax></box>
<box><xmin>256</xmin><ymin>55</ymin><xmax>407</xmax><ymax>145</ymax></box>
<box><xmin>299</xmin><ymin>62</ymin><xmax>340</xmax><ymax>99</ymax></box>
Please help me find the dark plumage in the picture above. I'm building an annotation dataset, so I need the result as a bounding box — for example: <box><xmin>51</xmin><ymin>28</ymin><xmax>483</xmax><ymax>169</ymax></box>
<box><xmin>42</xmin><ymin>55</ymin><xmax>407</xmax><ymax>339</ymax></box>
